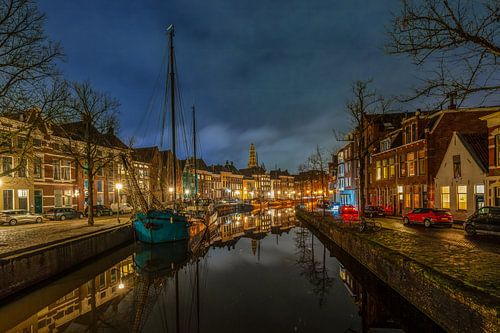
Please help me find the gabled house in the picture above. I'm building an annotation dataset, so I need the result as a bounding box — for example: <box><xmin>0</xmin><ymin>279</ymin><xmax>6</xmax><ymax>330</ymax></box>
<box><xmin>435</xmin><ymin>132</ymin><xmax>488</xmax><ymax>220</ymax></box>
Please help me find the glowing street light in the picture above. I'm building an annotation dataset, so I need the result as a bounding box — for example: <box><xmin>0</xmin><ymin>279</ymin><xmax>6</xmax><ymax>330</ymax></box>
<box><xmin>115</xmin><ymin>183</ymin><xmax>123</xmax><ymax>223</ymax></box>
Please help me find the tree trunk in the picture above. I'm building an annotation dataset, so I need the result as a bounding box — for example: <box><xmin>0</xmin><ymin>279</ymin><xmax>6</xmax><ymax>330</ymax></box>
<box><xmin>87</xmin><ymin>171</ymin><xmax>94</xmax><ymax>226</ymax></box>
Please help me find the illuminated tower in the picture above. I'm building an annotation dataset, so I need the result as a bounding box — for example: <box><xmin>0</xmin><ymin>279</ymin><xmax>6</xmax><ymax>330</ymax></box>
<box><xmin>247</xmin><ymin>143</ymin><xmax>257</xmax><ymax>168</ymax></box>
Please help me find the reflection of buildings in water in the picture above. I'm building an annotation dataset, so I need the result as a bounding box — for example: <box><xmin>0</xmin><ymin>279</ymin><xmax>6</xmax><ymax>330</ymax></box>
<box><xmin>212</xmin><ymin>209</ymin><xmax>298</xmax><ymax>252</ymax></box>
<box><xmin>339</xmin><ymin>264</ymin><xmax>403</xmax><ymax>333</ymax></box>
<box><xmin>7</xmin><ymin>257</ymin><xmax>135</xmax><ymax>333</ymax></box>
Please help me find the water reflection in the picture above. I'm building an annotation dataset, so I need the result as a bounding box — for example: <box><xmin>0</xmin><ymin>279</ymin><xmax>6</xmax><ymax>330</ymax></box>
<box><xmin>2</xmin><ymin>208</ymin><xmax>442</xmax><ymax>333</ymax></box>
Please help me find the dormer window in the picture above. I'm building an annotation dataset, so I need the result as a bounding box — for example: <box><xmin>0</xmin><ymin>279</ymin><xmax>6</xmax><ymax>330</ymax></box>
<box><xmin>380</xmin><ymin>139</ymin><xmax>390</xmax><ymax>152</ymax></box>
<box><xmin>404</xmin><ymin>123</ymin><xmax>418</xmax><ymax>144</ymax></box>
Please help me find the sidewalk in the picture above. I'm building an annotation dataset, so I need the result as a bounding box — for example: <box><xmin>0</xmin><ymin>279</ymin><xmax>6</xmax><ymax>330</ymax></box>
<box><xmin>0</xmin><ymin>215</ymin><xmax>132</xmax><ymax>258</ymax></box>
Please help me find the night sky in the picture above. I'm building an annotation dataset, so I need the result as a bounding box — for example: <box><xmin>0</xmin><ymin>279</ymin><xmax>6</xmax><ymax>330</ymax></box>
<box><xmin>38</xmin><ymin>0</ymin><xmax>422</xmax><ymax>172</ymax></box>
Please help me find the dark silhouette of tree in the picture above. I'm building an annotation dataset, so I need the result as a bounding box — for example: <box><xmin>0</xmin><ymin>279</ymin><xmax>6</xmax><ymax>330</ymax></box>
<box><xmin>387</xmin><ymin>0</ymin><xmax>499</xmax><ymax>106</ymax></box>
<box><xmin>59</xmin><ymin>81</ymin><xmax>120</xmax><ymax>225</ymax></box>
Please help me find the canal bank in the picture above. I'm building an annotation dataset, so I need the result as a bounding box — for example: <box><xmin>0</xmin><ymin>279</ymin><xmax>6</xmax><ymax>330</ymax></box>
<box><xmin>0</xmin><ymin>221</ymin><xmax>133</xmax><ymax>300</ymax></box>
<box><xmin>296</xmin><ymin>208</ymin><xmax>500</xmax><ymax>333</ymax></box>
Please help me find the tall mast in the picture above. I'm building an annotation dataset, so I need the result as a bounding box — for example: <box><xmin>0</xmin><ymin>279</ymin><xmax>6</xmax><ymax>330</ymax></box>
<box><xmin>168</xmin><ymin>25</ymin><xmax>177</xmax><ymax>202</ymax></box>
<box><xmin>192</xmin><ymin>105</ymin><xmax>198</xmax><ymax>197</ymax></box>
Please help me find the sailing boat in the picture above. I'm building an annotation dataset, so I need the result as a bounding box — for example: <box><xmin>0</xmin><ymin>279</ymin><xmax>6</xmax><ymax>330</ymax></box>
<box><xmin>130</xmin><ymin>25</ymin><xmax>193</xmax><ymax>244</ymax></box>
<box><xmin>185</xmin><ymin>105</ymin><xmax>218</xmax><ymax>226</ymax></box>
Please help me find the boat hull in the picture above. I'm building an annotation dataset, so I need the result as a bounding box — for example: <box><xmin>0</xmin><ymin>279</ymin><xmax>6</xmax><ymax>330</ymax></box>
<box><xmin>133</xmin><ymin>210</ymin><xmax>189</xmax><ymax>244</ymax></box>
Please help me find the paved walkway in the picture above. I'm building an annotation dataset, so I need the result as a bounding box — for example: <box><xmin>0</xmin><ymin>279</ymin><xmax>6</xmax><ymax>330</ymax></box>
<box><xmin>0</xmin><ymin>215</ymin><xmax>133</xmax><ymax>258</ymax></box>
<box><xmin>312</xmin><ymin>212</ymin><xmax>500</xmax><ymax>299</ymax></box>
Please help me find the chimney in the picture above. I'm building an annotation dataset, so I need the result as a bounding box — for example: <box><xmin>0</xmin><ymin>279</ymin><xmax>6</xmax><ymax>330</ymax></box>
<box><xmin>447</xmin><ymin>92</ymin><xmax>457</xmax><ymax>110</ymax></box>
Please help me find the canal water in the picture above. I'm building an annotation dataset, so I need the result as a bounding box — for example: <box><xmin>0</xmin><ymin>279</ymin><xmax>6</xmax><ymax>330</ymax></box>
<box><xmin>0</xmin><ymin>208</ymin><xmax>443</xmax><ymax>333</ymax></box>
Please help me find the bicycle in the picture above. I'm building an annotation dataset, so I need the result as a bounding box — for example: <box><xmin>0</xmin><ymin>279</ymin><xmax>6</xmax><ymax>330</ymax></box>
<box><xmin>358</xmin><ymin>216</ymin><xmax>382</xmax><ymax>232</ymax></box>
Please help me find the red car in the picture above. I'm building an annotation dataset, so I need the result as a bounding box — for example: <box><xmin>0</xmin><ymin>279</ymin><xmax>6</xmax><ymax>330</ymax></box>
<box><xmin>403</xmin><ymin>208</ymin><xmax>453</xmax><ymax>228</ymax></box>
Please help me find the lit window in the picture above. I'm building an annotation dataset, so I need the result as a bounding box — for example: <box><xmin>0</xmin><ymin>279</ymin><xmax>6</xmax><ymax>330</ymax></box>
<box><xmin>418</xmin><ymin>150</ymin><xmax>426</xmax><ymax>175</ymax></box>
<box><xmin>389</xmin><ymin>157</ymin><xmax>395</xmax><ymax>178</ymax></box>
<box><xmin>457</xmin><ymin>185</ymin><xmax>467</xmax><ymax>210</ymax></box>
<box><xmin>475</xmin><ymin>184</ymin><xmax>484</xmax><ymax>194</ymax></box>
<box><xmin>407</xmin><ymin>153</ymin><xmax>415</xmax><ymax>176</ymax></box>
<box><xmin>441</xmin><ymin>186</ymin><xmax>450</xmax><ymax>209</ymax></box>
<box><xmin>382</xmin><ymin>159</ymin><xmax>388</xmax><ymax>179</ymax></box>
<box><xmin>376</xmin><ymin>161</ymin><xmax>381</xmax><ymax>180</ymax></box>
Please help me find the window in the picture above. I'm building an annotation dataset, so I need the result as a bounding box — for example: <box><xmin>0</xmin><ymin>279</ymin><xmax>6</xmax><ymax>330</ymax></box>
<box><xmin>53</xmin><ymin>160</ymin><xmax>61</xmax><ymax>180</ymax></box>
<box><xmin>376</xmin><ymin>161</ymin><xmax>381</xmax><ymax>180</ymax></box>
<box><xmin>413</xmin><ymin>185</ymin><xmax>420</xmax><ymax>208</ymax></box>
<box><xmin>382</xmin><ymin>159</ymin><xmax>388</xmax><ymax>179</ymax></box>
<box><xmin>97</xmin><ymin>180</ymin><xmax>103</xmax><ymax>193</ymax></box>
<box><xmin>411</xmin><ymin>123</ymin><xmax>417</xmax><ymax>142</ymax></box>
<box><xmin>61</xmin><ymin>160</ymin><xmax>71</xmax><ymax>180</ymax></box>
<box><xmin>496</xmin><ymin>135</ymin><xmax>500</xmax><ymax>166</ymax></box>
<box><xmin>405</xmin><ymin>193</ymin><xmax>411</xmax><ymax>208</ymax></box>
<box><xmin>54</xmin><ymin>189</ymin><xmax>62</xmax><ymax>207</ymax></box>
<box><xmin>17</xmin><ymin>137</ymin><xmax>27</xmax><ymax>149</ymax></box>
<box><xmin>441</xmin><ymin>186</ymin><xmax>450</xmax><ymax>209</ymax></box>
<box><xmin>399</xmin><ymin>154</ymin><xmax>406</xmax><ymax>177</ymax></box>
<box><xmin>457</xmin><ymin>185</ymin><xmax>467</xmax><ymax>210</ymax></box>
<box><xmin>34</xmin><ymin>156</ymin><xmax>43</xmax><ymax>179</ymax></box>
<box><xmin>389</xmin><ymin>157</ymin><xmax>395</xmax><ymax>178</ymax></box>
<box><xmin>17</xmin><ymin>159</ymin><xmax>27</xmax><ymax>177</ymax></box>
<box><xmin>475</xmin><ymin>184</ymin><xmax>484</xmax><ymax>194</ymax></box>
<box><xmin>407</xmin><ymin>153</ymin><xmax>415</xmax><ymax>176</ymax></box>
<box><xmin>418</xmin><ymin>150</ymin><xmax>426</xmax><ymax>175</ymax></box>
<box><xmin>380</xmin><ymin>139</ymin><xmax>390</xmax><ymax>152</ymax></box>
<box><xmin>18</xmin><ymin>189</ymin><xmax>28</xmax><ymax>210</ymax></box>
<box><xmin>2</xmin><ymin>156</ymin><xmax>12</xmax><ymax>176</ymax></box>
<box><xmin>97</xmin><ymin>180</ymin><xmax>104</xmax><ymax>205</ymax></box>
<box><xmin>453</xmin><ymin>155</ymin><xmax>461</xmax><ymax>178</ymax></box>
<box><xmin>405</xmin><ymin>126</ymin><xmax>411</xmax><ymax>144</ymax></box>
<box><xmin>3</xmin><ymin>189</ymin><xmax>13</xmax><ymax>209</ymax></box>
<box><xmin>33</xmin><ymin>138</ymin><xmax>42</xmax><ymax>147</ymax></box>
<box><xmin>63</xmin><ymin>190</ymin><xmax>72</xmax><ymax>207</ymax></box>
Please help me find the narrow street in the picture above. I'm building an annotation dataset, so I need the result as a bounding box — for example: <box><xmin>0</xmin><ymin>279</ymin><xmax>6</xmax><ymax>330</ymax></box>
<box><xmin>375</xmin><ymin>217</ymin><xmax>500</xmax><ymax>255</ymax></box>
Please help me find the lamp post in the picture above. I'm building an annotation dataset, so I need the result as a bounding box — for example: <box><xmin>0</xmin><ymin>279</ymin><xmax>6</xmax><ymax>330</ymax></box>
<box><xmin>115</xmin><ymin>183</ymin><xmax>123</xmax><ymax>223</ymax></box>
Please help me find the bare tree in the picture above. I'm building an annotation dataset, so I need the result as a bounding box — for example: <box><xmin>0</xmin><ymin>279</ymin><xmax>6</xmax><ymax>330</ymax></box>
<box><xmin>344</xmin><ymin>80</ymin><xmax>390</xmax><ymax>218</ymax></box>
<box><xmin>0</xmin><ymin>0</ymin><xmax>64</xmax><ymax>176</ymax></box>
<box><xmin>387</xmin><ymin>0</ymin><xmax>499</xmax><ymax>106</ymax></box>
<box><xmin>0</xmin><ymin>0</ymin><xmax>63</xmax><ymax>111</ymax></box>
<box><xmin>59</xmin><ymin>81</ymin><xmax>120</xmax><ymax>225</ymax></box>
<box><xmin>308</xmin><ymin>145</ymin><xmax>328</xmax><ymax>217</ymax></box>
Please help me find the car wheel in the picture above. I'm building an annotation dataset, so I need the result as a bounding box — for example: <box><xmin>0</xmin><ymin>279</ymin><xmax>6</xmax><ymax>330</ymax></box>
<box><xmin>36</xmin><ymin>217</ymin><xmax>43</xmax><ymax>223</ymax></box>
<box><xmin>403</xmin><ymin>217</ymin><xmax>410</xmax><ymax>226</ymax></box>
<box><xmin>9</xmin><ymin>219</ymin><xmax>17</xmax><ymax>226</ymax></box>
<box><xmin>465</xmin><ymin>224</ymin><xmax>476</xmax><ymax>236</ymax></box>
<box><xmin>79</xmin><ymin>213</ymin><xmax>84</xmax><ymax>219</ymax></box>
<box><xmin>60</xmin><ymin>215</ymin><xmax>66</xmax><ymax>221</ymax></box>
<box><xmin>109</xmin><ymin>211</ymin><xmax>113</xmax><ymax>216</ymax></box>
<box><xmin>424</xmin><ymin>219</ymin><xmax>431</xmax><ymax>228</ymax></box>
<box><xmin>96</xmin><ymin>212</ymin><xmax>101</xmax><ymax>217</ymax></box>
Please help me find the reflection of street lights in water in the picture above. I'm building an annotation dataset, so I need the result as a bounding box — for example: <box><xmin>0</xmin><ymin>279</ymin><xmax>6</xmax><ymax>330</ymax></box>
<box><xmin>115</xmin><ymin>183</ymin><xmax>123</xmax><ymax>223</ymax></box>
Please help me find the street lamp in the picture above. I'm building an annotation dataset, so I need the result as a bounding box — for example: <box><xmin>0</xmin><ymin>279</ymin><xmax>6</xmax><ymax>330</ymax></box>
<box><xmin>115</xmin><ymin>183</ymin><xmax>123</xmax><ymax>223</ymax></box>
<box><xmin>168</xmin><ymin>187</ymin><xmax>174</xmax><ymax>201</ymax></box>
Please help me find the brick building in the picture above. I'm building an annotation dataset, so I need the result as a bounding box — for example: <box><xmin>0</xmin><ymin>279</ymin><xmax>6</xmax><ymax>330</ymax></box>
<box><xmin>369</xmin><ymin>106</ymin><xmax>498</xmax><ymax>215</ymax></box>
<box><xmin>480</xmin><ymin>111</ymin><xmax>500</xmax><ymax>206</ymax></box>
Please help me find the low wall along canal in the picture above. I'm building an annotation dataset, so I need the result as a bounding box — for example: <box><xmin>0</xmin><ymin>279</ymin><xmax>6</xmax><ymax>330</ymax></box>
<box><xmin>296</xmin><ymin>208</ymin><xmax>499</xmax><ymax>333</ymax></box>
<box><xmin>0</xmin><ymin>223</ymin><xmax>133</xmax><ymax>300</ymax></box>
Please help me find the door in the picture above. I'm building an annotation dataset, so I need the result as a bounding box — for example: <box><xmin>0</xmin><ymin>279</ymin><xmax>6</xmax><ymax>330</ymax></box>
<box><xmin>34</xmin><ymin>190</ymin><xmax>43</xmax><ymax>214</ymax></box>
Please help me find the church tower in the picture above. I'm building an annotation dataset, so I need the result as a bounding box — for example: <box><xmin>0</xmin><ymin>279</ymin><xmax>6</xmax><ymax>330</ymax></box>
<box><xmin>247</xmin><ymin>143</ymin><xmax>257</xmax><ymax>168</ymax></box>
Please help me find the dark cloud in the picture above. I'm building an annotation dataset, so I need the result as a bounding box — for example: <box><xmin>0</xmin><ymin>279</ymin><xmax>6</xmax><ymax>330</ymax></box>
<box><xmin>38</xmin><ymin>0</ymin><xmax>419</xmax><ymax>171</ymax></box>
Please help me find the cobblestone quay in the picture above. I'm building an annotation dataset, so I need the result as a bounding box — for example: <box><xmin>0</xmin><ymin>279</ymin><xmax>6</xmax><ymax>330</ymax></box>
<box><xmin>296</xmin><ymin>208</ymin><xmax>499</xmax><ymax>333</ymax></box>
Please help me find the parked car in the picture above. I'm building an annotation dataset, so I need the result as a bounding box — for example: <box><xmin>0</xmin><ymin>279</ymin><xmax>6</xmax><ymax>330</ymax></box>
<box><xmin>365</xmin><ymin>206</ymin><xmax>385</xmax><ymax>218</ymax></box>
<box><xmin>464</xmin><ymin>206</ymin><xmax>500</xmax><ymax>236</ymax></box>
<box><xmin>0</xmin><ymin>210</ymin><xmax>43</xmax><ymax>226</ymax></box>
<box><xmin>43</xmin><ymin>208</ymin><xmax>84</xmax><ymax>221</ymax></box>
<box><xmin>85</xmin><ymin>205</ymin><xmax>113</xmax><ymax>217</ymax></box>
<box><xmin>340</xmin><ymin>204</ymin><xmax>358</xmax><ymax>214</ymax></box>
<box><xmin>403</xmin><ymin>208</ymin><xmax>453</xmax><ymax>228</ymax></box>
<box><xmin>316</xmin><ymin>199</ymin><xmax>331</xmax><ymax>209</ymax></box>
<box><xmin>110</xmin><ymin>202</ymin><xmax>134</xmax><ymax>214</ymax></box>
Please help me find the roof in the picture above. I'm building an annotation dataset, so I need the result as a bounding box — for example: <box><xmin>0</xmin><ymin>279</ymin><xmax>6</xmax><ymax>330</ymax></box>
<box><xmin>239</xmin><ymin>166</ymin><xmax>266</xmax><ymax>177</ymax></box>
<box><xmin>180</xmin><ymin>158</ymin><xmax>208</xmax><ymax>172</ymax></box>
<box><xmin>269</xmin><ymin>168</ymin><xmax>291</xmax><ymax>179</ymax></box>
<box><xmin>132</xmin><ymin>146</ymin><xmax>159</xmax><ymax>163</ymax></box>
<box><xmin>53</xmin><ymin>121</ymin><xmax>128</xmax><ymax>149</ymax></box>
<box><xmin>209</xmin><ymin>162</ymin><xmax>241</xmax><ymax>175</ymax></box>
<box><xmin>457</xmin><ymin>133</ymin><xmax>488</xmax><ymax>172</ymax></box>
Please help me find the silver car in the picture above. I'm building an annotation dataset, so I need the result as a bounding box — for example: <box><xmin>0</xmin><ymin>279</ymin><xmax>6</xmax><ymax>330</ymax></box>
<box><xmin>0</xmin><ymin>210</ymin><xmax>44</xmax><ymax>226</ymax></box>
